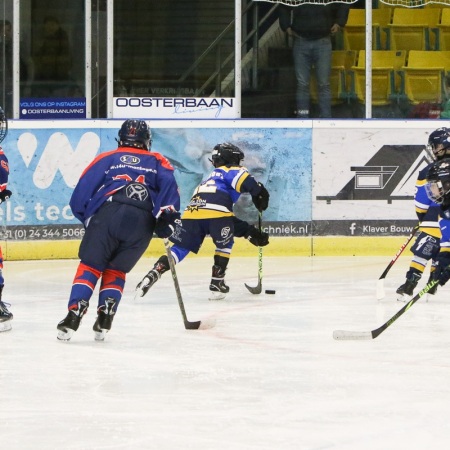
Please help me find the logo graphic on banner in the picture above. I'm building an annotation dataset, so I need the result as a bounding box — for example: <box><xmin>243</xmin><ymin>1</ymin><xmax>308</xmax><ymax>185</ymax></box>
<box><xmin>316</xmin><ymin>145</ymin><xmax>430</xmax><ymax>203</ymax></box>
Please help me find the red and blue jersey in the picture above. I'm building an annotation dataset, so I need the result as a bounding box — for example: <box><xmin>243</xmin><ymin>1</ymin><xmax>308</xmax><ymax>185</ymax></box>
<box><xmin>70</xmin><ymin>146</ymin><xmax>180</xmax><ymax>224</ymax></box>
<box><xmin>0</xmin><ymin>147</ymin><xmax>9</xmax><ymax>192</ymax></box>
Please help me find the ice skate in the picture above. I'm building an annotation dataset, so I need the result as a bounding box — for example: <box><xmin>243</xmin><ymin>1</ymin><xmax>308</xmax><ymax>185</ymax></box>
<box><xmin>396</xmin><ymin>273</ymin><xmax>421</xmax><ymax>302</ymax></box>
<box><xmin>93</xmin><ymin>298</ymin><xmax>116</xmax><ymax>341</ymax></box>
<box><xmin>135</xmin><ymin>256</ymin><xmax>169</xmax><ymax>299</ymax></box>
<box><xmin>0</xmin><ymin>300</ymin><xmax>13</xmax><ymax>332</ymax></box>
<box><xmin>209</xmin><ymin>264</ymin><xmax>229</xmax><ymax>300</ymax></box>
<box><xmin>57</xmin><ymin>300</ymin><xmax>89</xmax><ymax>341</ymax></box>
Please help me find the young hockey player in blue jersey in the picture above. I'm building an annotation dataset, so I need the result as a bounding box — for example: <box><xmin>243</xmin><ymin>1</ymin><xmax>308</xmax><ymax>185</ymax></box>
<box><xmin>396</xmin><ymin>128</ymin><xmax>450</xmax><ymax>302</ymax></box>
<box><xmin>57</xmin><ymin>119</ymin><xmax>181</xmax><ymax>341</ymax></box>
<box><xmin>0</xmin><ymin>107</ymin><xmax>13</xmax><ymax>332</ymax></box>
<box><xmin>425</xmin><ymin>158</ymin><xmax>450</xmax><ymax>289</ymax></box>
<box><xmin>135</xmin><ymin>142</ymin><xmax>270</xmax><ymax>300</ymax></box>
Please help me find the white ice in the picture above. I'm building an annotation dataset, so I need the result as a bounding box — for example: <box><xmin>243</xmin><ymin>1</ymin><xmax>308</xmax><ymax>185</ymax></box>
<box><xmin>2</xmin><ymin>254</ymin><xmax>450</xmax><ymax>450</ymax></box>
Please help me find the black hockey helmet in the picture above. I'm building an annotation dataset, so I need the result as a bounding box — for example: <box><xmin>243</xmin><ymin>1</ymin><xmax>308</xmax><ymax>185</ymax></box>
<box><xmin>210</xmin><ymin>142</ymin><xmax>244</xmax><ymax>168</ymax></box>
<box><xmin>0</xmin><ymin>106</ymin><xmax>7</xmax><ymax>144</ymax></box>
<box><xmin>426</xmin><ymin>158</ymin><xmax>450</xmax><ymax>205</ymax></box>
<box><xmin>118</xmin><ymin>119</ymin><xmax>152</xmax><ymax>150</ymax></box>
<box><xmin>427</xmin><ymin>127</ymin><xmax>450</xmax><ymax>160</ymax></box>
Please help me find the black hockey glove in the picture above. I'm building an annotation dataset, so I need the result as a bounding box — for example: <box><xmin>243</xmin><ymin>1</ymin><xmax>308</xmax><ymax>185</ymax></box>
<box><xmin>252</xmin><ymin>183</ymin><xmax>269</xmax><ymax>212</ymax></box>
<box><xmin>432</xmin><ymin>252</ymin><xmax>450</xmax><ymax>286</ymax></box>
<box><xmin>155</xmin><ymin>209</ymin><xmax>181</xmax><ymax>239</ymax></box>
<box><xmin>244</xmin><ymin>225</ymin><xmax>269</xmax><ymax>247</ymax></box>
<box><xmin>0</xmin><ymin>189</ymin><xmax>12</xmax><ymax>204</ymax></box>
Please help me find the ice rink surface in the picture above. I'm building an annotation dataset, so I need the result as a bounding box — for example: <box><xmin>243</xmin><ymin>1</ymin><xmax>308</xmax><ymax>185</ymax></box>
<box><xmin>2</xmin><ymin>254</ymin><xmax>450</xmax><ymax>449</ymax></box>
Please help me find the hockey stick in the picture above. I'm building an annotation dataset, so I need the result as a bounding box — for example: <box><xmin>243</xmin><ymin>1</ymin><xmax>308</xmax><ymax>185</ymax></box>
<box><xmin>164</xmin><ymin>238</ymin><xmax>201</xmax><ymax>330</ymax></box>
<box><xmin>376</xmin><ymin>223</ymin><xmax>420</xmax><ymax>300</ymax></box>
<box><xmin>333</xmin><ymin>278</ymin><xmax>439</xmax><ymax>341</ymax></box>
<box><xmin>245</xmin><ymin>211</ymin><xmax>263</xmax><ymax>294</ymax></box>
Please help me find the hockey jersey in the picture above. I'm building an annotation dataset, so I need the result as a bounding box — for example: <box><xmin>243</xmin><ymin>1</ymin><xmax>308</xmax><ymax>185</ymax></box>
<box><xmin>182</xmin><ymin>164</ymin><xmax>262</xmax><ymax>220</ymax></box>
<box><xmin>70</xmin><ymin>146</ymin><xmax>180</xmax><ymax>224</ymax></box>
<box><xmin>415</xmin><ymin>163</ymin><xmax>441</xmax><ymax>239</ymax></box>
<box><xmin>0</xmin><ymin>147</ymin><xmax>9</xmax><ymax>192</ymax></box>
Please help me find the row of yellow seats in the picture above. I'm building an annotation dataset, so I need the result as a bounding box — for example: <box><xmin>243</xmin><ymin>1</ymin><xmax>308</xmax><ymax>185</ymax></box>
<box><xmin>310</xmin><ymin>50</ymin><xmax>450</xmax><ymax>107</ymax></box>
<box><xmin>343</xmin><ymin>7</ymin><xmax>450</xmax><ymax>51</ymax></box>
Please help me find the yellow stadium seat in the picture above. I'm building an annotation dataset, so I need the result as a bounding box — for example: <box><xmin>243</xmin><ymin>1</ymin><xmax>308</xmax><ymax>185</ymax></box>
<box><xmin>387</xmin><ymin>7</ymin><xmax>441</xmax><ymax>50</ymax></box>
<box><xmin>349</xmin><ymin>50</ymin><xmax>406</xmax><ymax>105</ymax></box>
<box><xmin>435</xmin><ymin>8</ymin><xmax>450</xmax><ymax>50</ymax></box>
<box><xmin>400</xmin><ymin>50</ymin><xmax>450</xmax><ymax>104</ymax></box>
<box><xmin>310</xmin><ymin>50</ymin><xmax>357</xmax><ymax>105</ymax></box>
<box><xmin>343</xmin><ymin>8</ymin><xmax>392</xmax><ymax>50</ymax></box>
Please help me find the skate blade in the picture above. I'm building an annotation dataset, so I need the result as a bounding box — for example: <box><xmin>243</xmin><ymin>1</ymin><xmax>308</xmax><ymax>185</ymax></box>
<box><xmin>209</xmin><ymin>291</ymin><xmax>226</xmax><ymax>301</ymax></box>
<box><xmin>57</xmin><ymin>328</ymin><xmax>74</xmax><ymax>341</ymax></box>
<box><xmin>0</xmin><ymin>320</ymin><xmax>12</xmax><ymax>332</ymax></box>
<box><xmin>94</xmin><ymin>329</ymin><xmax>107</xmax><ymax>341</ymax></box>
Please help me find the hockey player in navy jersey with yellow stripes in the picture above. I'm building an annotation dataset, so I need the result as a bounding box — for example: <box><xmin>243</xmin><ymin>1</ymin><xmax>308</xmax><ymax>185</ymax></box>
<box><xmin>57</xmin><ymin>119</ymin><xmax>181</xmax><ymax>341</ymax></box>
<box><xmin>396</xmin><ymin>128</ymin><xmax>450</xmax><ymax>302</ymax></box>
<box><xmin>135</xmin><ymin>142</ymin><xmax>270</xmax><ymax>300</ymax></box>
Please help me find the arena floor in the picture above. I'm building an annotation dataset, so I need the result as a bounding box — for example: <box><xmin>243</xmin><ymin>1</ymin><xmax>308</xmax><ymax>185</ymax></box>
<box><xmin>2</xmin><ymin>254</ymin><xmax>450</xmax><ymax>449</ymax></box>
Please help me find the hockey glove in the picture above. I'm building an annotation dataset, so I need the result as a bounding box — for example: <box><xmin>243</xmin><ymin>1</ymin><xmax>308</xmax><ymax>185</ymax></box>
<box><xmin>0</xmin><ymin>189</ymin><xmax>12</xmax><ymax>204</ymax></box>
<box><xmin>432</xmin><ymin>252</ymin><xmax>450</xmax><ymax>286</ymax></box>
<box><xmin>155</xmin><ymin>209</ymin><xmax>181</xmax><ymax>238</ymax></box>
<box><xmin>244</xmin><ymin>225</ymin><xmax>269</xmax><ymax>247</ymax></box>
<box><xmin>252</xmin><ymin>183</ymin><xmax>269</xmax><ymax>212</ymax></box>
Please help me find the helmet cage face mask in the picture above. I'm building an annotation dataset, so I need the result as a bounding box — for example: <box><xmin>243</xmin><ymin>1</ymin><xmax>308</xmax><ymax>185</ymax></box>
<box><xmin>426</xmin><ymin>159</ymin><xmax>450</xmax><ymax>205</ymax></box>
<box><xmin>426</xmin><ymin>180</ymin><xmax>446</xmax><ymax>204</ymax></box>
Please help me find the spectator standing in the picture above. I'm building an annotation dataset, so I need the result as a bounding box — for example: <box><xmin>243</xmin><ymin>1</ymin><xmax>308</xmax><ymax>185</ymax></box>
<box><xmin>279</xmin><ymin>3</ymin><xmax>349</xmax><ymax>118</ymax></box>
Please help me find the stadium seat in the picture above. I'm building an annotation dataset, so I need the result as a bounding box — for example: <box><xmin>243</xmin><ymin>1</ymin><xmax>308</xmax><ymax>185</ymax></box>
<box><xmin>343</xmin><ymin>8</ymin><xmax>392</xmax><ymax>50</ymax></box>
<box><xmin>349</xmin><ymin>50</ymin><xmax>406</xmax><ymax>105</ymax></box>
<box><xmin>434</xmin><ymin>7</ymin><xmax>450</xmax><ymax>50</ymax></box>
<box><xmin>400</xmin><ymin>50</ymin><xmax>450</xmax><ymax>104</ymax></box>
<box><xmin>386</xmin><ymin>7</ymin><xmax>441</xmax><ymax>50</ymax></box>
<box><xmin>310</xmin><ymin>50</ymin><xmax>357</xmax><ymax>105</ymax></box>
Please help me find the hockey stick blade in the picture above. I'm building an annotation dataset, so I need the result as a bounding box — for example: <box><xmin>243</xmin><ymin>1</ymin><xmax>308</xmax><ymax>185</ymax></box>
<box><xmin>245</xmin><ymin>279</ymin><xmax>262</xmax><ymax>294</ymax></box>
<box><xmin>333</xmin><ymin>279</ymin><xmax>439</xmax><ymax>341</ymax></box>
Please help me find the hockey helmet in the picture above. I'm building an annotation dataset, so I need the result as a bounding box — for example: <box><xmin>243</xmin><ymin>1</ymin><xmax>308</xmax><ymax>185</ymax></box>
<box><xmin>427</xmin><ymin>127</ymin><xmax>450</xmax><ymax>160</ymax></box>
<box><xmin>426</xmin><ymin>158</ymin><xmax>450</xmax><ymax>205</ymax></box>
<box><xmin>210</xmin><ymin>142</ymin><xmax>244</xmax><ymax>168</ymax></box>
<box><xmin>118</xmin><ymin>119</ymin><xmax>152</xmax><ymax>150</ymax></box>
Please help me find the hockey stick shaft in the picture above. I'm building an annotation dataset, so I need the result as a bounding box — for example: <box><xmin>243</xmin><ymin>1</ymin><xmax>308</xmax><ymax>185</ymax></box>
<box><xmin>334</xmin><ymin>278</ymin><xmax>439</xmax><ymax>340</ymax></box>
<box><xmin>379</xmin><ymin>224</ymin><xmax>420</xmax><ymax>281</ymax></box>
<box><xmin>245</xmin><ymin>212</ymin><xmax>263</xmax><ymax>294</ymax></box>
<box><xmin>376</xmin><ymin>223</ymin><xmax>420</xmax><ymax>300</ymax></box>
<box><xmin>163</xmin><ymin>238</ymin><xmax>201</xmax><ymax>330</ymax></box>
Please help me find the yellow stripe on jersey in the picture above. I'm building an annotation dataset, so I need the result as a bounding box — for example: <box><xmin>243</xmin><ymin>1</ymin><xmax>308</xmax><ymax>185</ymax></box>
<box><xmin>182</xmin><ymin>209</ymin><xmax>234</xmax><ymax>219</ymax></box>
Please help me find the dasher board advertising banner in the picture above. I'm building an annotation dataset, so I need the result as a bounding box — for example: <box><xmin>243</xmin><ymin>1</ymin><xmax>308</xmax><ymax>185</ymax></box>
<box><xmin>113</xmin><ymin>97</ymin><xmax>238</xmax><ymax>119</ymax></box>
<box><xmin>312</xmin><ymin>120</ymin><xmax>439</xmax><ymax>236</ymax></box>
<box><xmin>1</xmin><ymin>119</ymin><xmax>311</xmax><ymax>240</ymax></box>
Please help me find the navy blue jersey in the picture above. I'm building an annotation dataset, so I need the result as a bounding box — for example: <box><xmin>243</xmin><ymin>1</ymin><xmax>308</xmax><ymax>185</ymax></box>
<box><xmin>70</xmin><ymin>146</ymin><xmax>180</xmax><ymax>224</ymax></box>
<box><xmin>0</xmin><ymin>146</ymin><xmax>9</xmax><ymax>192</ymax></box>
<box><xmin>182</xmin><ymin>164</ymin><xmax>262</xmax><ymax>220</ymax></box>
<box><xmin>415</xmin><ymin>163</ymin><xmax>441</xmax><ymax>238</ymax></box>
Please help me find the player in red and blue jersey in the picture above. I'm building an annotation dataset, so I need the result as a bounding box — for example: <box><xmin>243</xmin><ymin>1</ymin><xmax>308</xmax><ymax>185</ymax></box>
<box><xmin>0</xmin><ymin>107</ymin><xmax>13</xmax><ymax>332</ymax></box>
<box><xmin>135</xmin><ymin>142</ymin><xmax>270</xmax><ymax>301</ymax></box>
<box><xmin>57</xmin><ymin>119</ymin><xmax>181</xmax><ymax>341</ymax></box>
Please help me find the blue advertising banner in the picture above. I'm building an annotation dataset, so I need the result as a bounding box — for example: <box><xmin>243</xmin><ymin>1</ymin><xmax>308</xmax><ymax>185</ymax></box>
<box><xmin>19</xmin><ymin>98</ymin><xmax>86</xmax><ymax>119</ymax></box>
<box><xmin>1</xmin><ymin>120</ymin><xmax>312</xmax><ymax>240</ymax></box>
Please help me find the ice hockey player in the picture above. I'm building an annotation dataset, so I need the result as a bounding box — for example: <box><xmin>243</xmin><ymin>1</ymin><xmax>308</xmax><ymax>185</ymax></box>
<box><xmin>425</xmin><ymin>158</ymin><xmax>450</xmax><ymax>289</ymax></box>
<box><xmin>396</xmin><ymin>128</ymin><xmax>450</xmax><ymax>302</ymax></box>
<box><xmin>57</xmin><ymin>119</ymin><xmax>180</xmax><ymax>341</ymax></box>
<box><xmin>135</xmin><ymin>142</ymin><xmax>270</xmax><ymax>300</ymax></box>
<box><xmin>0</xmin><ymin>107</ymin><xmax>13</xmax><ymax>332</ymax></box>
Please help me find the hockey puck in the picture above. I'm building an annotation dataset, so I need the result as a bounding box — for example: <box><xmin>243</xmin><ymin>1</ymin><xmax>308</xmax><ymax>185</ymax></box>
<box><xmin>265</xmin><ymin>290</ymin><xmax>276</xmax><ymax>294</ymax></box>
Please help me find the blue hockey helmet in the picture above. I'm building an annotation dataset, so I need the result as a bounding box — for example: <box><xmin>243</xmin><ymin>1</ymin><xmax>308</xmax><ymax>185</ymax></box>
<box><xmin>118</xmin><ymin>119</ymin><xmax>152</xmax><ymax>150</ymax></box>
<box><xmin>426</xmin><ymin>158</ymin><xmax>450</xmax><ymax>205</ymax></box>
<box><xmin>427</xmin><ymin>127</ymin><xmax>450</xmax><ymax>160</ymax></box>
